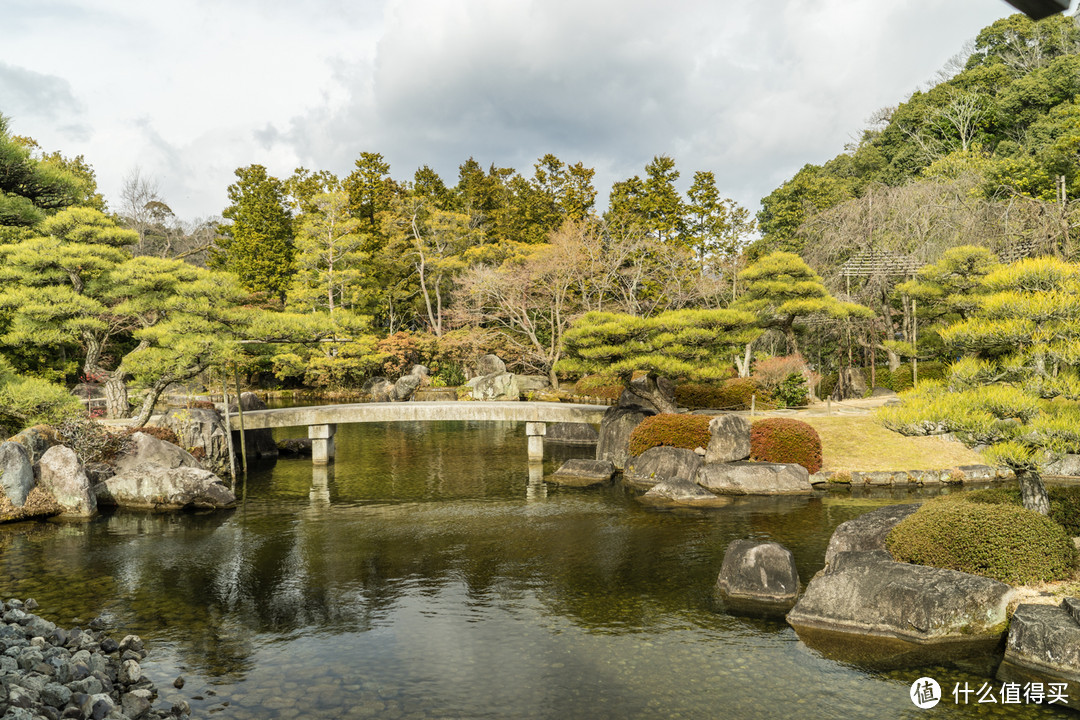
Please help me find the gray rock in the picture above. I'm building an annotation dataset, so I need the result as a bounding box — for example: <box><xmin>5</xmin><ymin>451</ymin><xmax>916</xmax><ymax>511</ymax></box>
<box><xmin>640</xmin><ymin>476</ymin><xmax>730</xmax><ymax>506</ymax></box>
<box><xmin>121</xmin><ymin>688</ymin><xmax>154</xmax><ymax>719</ymax></box>
<box><xmin>545</xmin><ymin>422</ymin><xmax>599</xmax><ymax>447</ymax></box>
<box><xmin>391</xmin><ymin>372</ymin><xmax>423</xmax><ymax>402</ymax></box>
<box><xmin>117</xmin><ymin>659</ymin><xmax>141</xmax><ymax>684</ymax></box>
<box><xmin>695</xmin><ymin>461</ymin><xmax>812</xmax><ymax>495</ymax></box>
<box><xmin>717</xmin><ymin>539</ymin><xmax>800</xmax><ymax>614</ymax></box>
<box><xmin>112</xmin><ymin>433</ymin><xmax>203</xmax><ymax>476</ymax></box>
<box><xmin>596</xmin><ymin>405</ymin><xmax>655</xmax><ymax>471</ymax></box>
<box><xmin>469</xmin><ymin>372</ymin><xmax>520</xmax><ymax>401</ymax></box>
<box><xmin>548</xmin><ymin>459</ymin><xmax>615</xmax><ymax>487</ymax></box>
<box><xmin>624</xmin><ymin>447</ymin><xmax>704</xmax><ymax>489</ymax></box>
<box><xmin>999</xmin><ymin>602</ymin><xmax>1080</xmax><ymax>707</ymax></box>
<box><xmin>5</xmin><ymin>425</ymin><xmax>60</xmax><ymax>465</ymax></box>
<box><xmin>823</xmin><ymin>504</ymin><xmax>919</xmax><ymax>568</ymax></box>
<box><xmin>82</xmin><ymin>692</ymin><xmax>115</xmax><ymax>720</ymax></box>
<box><xmin>0</xmin><ymin>441</ymin><xmax>35</xmax><ymax>507</ymax></box>
<box><xmin>159</xmin><ymin>407</ymin><xmax>231</xmax><ymax>475</ymax></box>
<box><xmin>703</xmin><ymin>414</ymin><xmax>751</xmax><ymax>464</ymax></box>
<box><xmin>476</xmin><ymin>354</ymin><xmax>506</xmax><ymax>377</ymax></box>
<box><xmin>516</xmin><ymin>375</ymin><xmax>550</xmax><ymax>392</ymax></box>
<box><xmin>96</xmin><ymin>467</ymin><xmax>236</xmax><ymax>510</ymax></box>
<box><xmin>229</xmin><ymin>392</ymin><xmax>278</xmax><ymax>460</ymax></box>
<box><xmin>37</xmin><ymin>446</ymin><xmax>96</xmax><ymax>517</ymax></box>
<box><xmin>363</xmin><ymin>377</ymin><xmax>394</xmax><ymax>402</ymax></box>
<box><xmin>1044</xmin><ymin>454</ymin><xmax>1080</xmax><ymax>478</ymax></box>
<box><xmin>40</xmin><ymin>682</ymin><xmax>71</xmax><ymax>708</ymax></box>
<box><xmin>787</xmin><ymin>551</ymin><xmax>1014</xmax><ymax>667</ymax></box>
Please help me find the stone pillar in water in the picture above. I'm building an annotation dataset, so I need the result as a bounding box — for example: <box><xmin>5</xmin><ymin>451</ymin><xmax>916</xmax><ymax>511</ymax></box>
<box><xmin>525</xmin><ymin>422</ymin><xmax>546</xmax><ymax>462</ymax></box>
<box><xmin>309</xmin><ymin>423</ymin><xmax>337</xmax><ymax>465</ymax></box>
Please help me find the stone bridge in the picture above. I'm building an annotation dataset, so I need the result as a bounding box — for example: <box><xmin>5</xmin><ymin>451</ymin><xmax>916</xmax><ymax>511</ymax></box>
<box><xmin>229</xmin><ymin>401</ymin><xmax>609</xmax><ymax>465</ymax></box>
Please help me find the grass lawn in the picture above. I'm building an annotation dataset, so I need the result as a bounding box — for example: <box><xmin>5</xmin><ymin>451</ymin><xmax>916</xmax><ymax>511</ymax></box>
<box><xmin>783</xmin><ymin>414</ymin><xmax>987</xmax><ymax>473</ymax></box>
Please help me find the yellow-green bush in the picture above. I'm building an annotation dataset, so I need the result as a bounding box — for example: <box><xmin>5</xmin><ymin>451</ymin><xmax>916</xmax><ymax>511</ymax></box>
<box><xmin>750</xmin><ymin>418</ymin><xmax>822</xmax><ymax>474</ymax></box>
<box><xmin>958</xmin><ymin>486</ymin><xmax>1080</xmax><ymax>537</ymax></box>
<box><xmin>627</xmin><ymin>413</ymin><xmax>712</xmax><ymax>457</ymax></box>
<box><xmin>886</xmin><ymin>497</ymin><xmax>1079</xmax><ymax>584</ymax></box>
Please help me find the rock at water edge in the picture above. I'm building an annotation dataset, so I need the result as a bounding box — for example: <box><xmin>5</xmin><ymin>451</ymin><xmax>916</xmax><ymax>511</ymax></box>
<box><xmin>37</xmin><ymin>446</ymin><xmax>96</xmax><ymax>517</ymax></box>
<box><xmin>717</xmin><ymin>539</ymin><xmax>800</xmax><ymax>614</ymax></box>
<box><xmin>624</xmin><ymin>446</ymin><xmax>704</xmax><ymax>489</ymax></box>
<box><xmin>0</xmin><ymin>441</ymin><xmax>35</xmax><ymax>507</ymax></box>
<box><xmin>695</xmin><ymin>461</ymin><xmax>812</xmax><ymax>495</ymax></box>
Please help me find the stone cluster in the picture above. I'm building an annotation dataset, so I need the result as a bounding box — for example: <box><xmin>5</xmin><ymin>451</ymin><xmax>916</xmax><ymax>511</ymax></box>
<box><xmin>0</xmin><ymin>599</ymin><xmax>189</xmax><ymax>720</ymax></box>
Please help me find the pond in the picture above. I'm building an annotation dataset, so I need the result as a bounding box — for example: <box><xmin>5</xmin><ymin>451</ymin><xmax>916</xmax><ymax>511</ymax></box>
<box><xmin>0</xmin><ymin>419</ymin><xmax>1072</xmax><ymax>719</ymax></box>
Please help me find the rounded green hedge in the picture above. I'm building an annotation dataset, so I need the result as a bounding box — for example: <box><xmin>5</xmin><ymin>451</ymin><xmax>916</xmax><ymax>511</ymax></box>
<box><xmin>750</xmin><ymin>418</ymin><xmax>822</xmax><ymax>474</ymax></box>
<box><xmin>957</xmin><ymin>485</ymin><xmax>1080</xmax><ymax>537</ymax></box>
<box><xmin>886</xmin><ymin>497</ymin><xmax>1079</xmax><ymax>585</ymax></box>
<box><xmin>627</xmin><ymin>413</ymin><xmax>712</xmax><ymax>457</ymax></box>
<box><xmin>574</xmin><ymin>374</ymin><xmax>623</xmax><ymax>400</ymax></box>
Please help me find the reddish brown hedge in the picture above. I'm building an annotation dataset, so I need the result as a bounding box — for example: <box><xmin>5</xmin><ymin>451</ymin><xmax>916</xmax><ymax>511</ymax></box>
<box><xmin>750</xmin><ymin>418</ymin><xmax>822</xmax><ymax>474</ymax></box>
<box><xmin>628</xmin><ymin>413</ymin><xmax>712</xmax><ymax>457</ymax></box>
<box><xmin>574</xmin><ymin>374</ymin><xmax>624</xmax><ymax>400</ymax></box>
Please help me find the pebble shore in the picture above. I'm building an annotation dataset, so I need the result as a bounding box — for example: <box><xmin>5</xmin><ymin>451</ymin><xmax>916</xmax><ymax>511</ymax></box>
<box><xmin>0</xmin><ymin>599</ymin><xmax>188</xmax><ymax>720</ymax></box>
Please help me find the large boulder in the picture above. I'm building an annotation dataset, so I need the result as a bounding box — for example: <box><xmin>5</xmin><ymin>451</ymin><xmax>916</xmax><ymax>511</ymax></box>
<box><xmin>998</xmin><ymin>601</ymin><xmax>1080</xmax><ymax>707</ymax></box>
<box><xmin>640</xmin><ymin>476</ymin><xmax>730</xmax><ymax>507</ymax></box>
<box><xmin>624</xmin><ymin>447</ymin><xmax>704</xmax><ymax>489</ymax></box>
<box><xmin>0</xmin><ymin>441</ymin><xmax>35</xmax><ymax>507</ymax></box>
<box><xmin>695</xmin><ymin>461</ymin><xmax>812</xmax><ymax>495</ymax></box>
<box><xmin>96</xmin><ymin>467</ymin><xmax>236</xmax><ymax>510</ymax></box>
<box><xmin>37</xmin><ymin>446</ymin><xmax>97</xmax><ymax>517</ymax></box>
<box><xmin>717</xmin><ymin>540</ymin><xmax>800</xmax><ymax>614</ymax></box>
<box><xmin>704</xmin><ymin>414</ymin><xmax>751</xmax><ymax>464</ymax></box>
<box><xmin>6</xmin><ymin>425</ymin><xmax>60</xmax><ymax>465</ymax></box>
<box><xmin>229</xmin><ymin>392</ymin><xmax>278</xmax><ymax>460</ymax></box>
<box><xmin>470</xmin><ymin>372</ymin><xmax>520</xmax><ymax>401</ymax></box>
<box><xmin>392</xmin><ymin>372</ymin><xmax>423</xmax><ymax>402</ymax></box>
<box><xmin>1044</xmin><ymin>454</ymin><xmax>1080</xmax><ymax>478</ymax></box>
<box><xmin>159</xmin><ymin>407</ymin><xmax>231</xmax><ymax>475</ymax></box>
<box><xmin>786</xmin><ymin>551</ymin><xmax>1015</xmax><ymax>668</ymax></box>
<box><xmin>596</xmin><ymin>405</ymin><xmax>656</xmax><ymax>471</ymax></box>
<box><xmin>364</xmin><ymin>377</ymin><xmax>394</xmax><ymax>402</ymax></box>
<box><xmin>545</xmin><ymin>422</ymin><xmax>599</xmax><ymax>447</ymax></box>
<box><xmin>112</xmin><ymin>432</ymin><xmax>204</xmax><ymax>476</ymax></box>
<box><xmin>476</xmin><ymin>354</ymin><xmax>506</xmax><ymax>377</ymax></box>
<box><xmin>548</xmin><ymin>459</ymin><xmax>615</xmax><ymax>487</ymax></box>
<box><xmin>823</xmin><ymin>504</ymin><xmax>920</xmax><ymax>568</ymax></box>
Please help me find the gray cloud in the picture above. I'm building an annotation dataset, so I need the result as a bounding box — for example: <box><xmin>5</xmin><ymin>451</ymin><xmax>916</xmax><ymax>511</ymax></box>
<box><xmin>0</xmin><ymin>62</ymin><xmax>88</xmax><ymax>139</ymax></box>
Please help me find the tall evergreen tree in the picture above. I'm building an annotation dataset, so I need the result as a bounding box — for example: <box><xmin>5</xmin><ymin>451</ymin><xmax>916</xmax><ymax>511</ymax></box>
<box><xmin>211</xmin><ymin>165</ymin><xmax>296</xmax><ymax>304</ymax></box>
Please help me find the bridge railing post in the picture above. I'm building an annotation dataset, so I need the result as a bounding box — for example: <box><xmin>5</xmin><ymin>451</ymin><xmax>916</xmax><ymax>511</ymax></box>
<box><xmin>525</xmin><ymin>421</ymin><xmax>546</xmax><ymax>462</ymax></box>
<box><xmin>309</xmin><ymin>423</ymin><xmax>337</xmax><ymax>465</ymax></box>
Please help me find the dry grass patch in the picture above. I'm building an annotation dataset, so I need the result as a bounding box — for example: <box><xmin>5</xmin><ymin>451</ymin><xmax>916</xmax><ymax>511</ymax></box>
<box><xmin>787</xmin><ymin>414</ymin><xmax>986</xmax><ymax>472</ymax></box>
<box><xmin>0</xmin><ymin>486</ymin><xmax>62</xmax><ymax>523</ymax></box>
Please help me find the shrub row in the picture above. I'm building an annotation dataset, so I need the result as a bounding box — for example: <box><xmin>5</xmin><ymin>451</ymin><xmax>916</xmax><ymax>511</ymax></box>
<box><xmin>750</xmin><ymin>418</ymin><xmax>822</xmax><ymax>474</ymax></box>
<box><xmin>574</xmin><ymin>374</ymin><xmax>624</xmax><ymax>401</ymax></box>
<box><xmin>886</xmin><ymin>496</ymin><xmax>1079</xmax><ymax>585</ymax></box>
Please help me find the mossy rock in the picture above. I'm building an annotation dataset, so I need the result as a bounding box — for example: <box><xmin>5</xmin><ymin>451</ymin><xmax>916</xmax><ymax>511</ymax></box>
<box><xmin>886</xmin><ymin>497</ymin><xmax>1079</xmax><ymax>585</ymax></box>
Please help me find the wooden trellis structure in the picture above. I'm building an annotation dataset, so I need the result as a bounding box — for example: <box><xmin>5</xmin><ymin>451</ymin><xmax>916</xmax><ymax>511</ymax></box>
<box><xmin>837</xmin><ymin>250</ymin><xmax>925</xmax><ymax>390</ymax></box>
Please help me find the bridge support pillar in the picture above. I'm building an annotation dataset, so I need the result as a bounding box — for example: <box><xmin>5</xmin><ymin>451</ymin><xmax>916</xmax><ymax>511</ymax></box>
<box><xmin>525</xmin><ymin>422</ymin><xmax>546</xmax><ymax>462</ymax></box>
<box><xmin>309</xmin><ymin>423</ymin><xmax>337</xmax><ymax>465</ymax></box>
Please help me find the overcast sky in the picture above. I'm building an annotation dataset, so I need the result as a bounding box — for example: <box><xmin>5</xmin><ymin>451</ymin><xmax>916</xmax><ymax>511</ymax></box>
<box><xmin>0</xmin><ymin>0</ymin><xmax>1049</xmax><ymax>223</ymax></box>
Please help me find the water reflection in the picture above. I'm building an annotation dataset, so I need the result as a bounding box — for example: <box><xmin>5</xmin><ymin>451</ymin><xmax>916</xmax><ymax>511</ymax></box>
<box><xmin>0</xmin><ymin>421</ymin><xmax>1071</xmax><ymax>719</ymax></box>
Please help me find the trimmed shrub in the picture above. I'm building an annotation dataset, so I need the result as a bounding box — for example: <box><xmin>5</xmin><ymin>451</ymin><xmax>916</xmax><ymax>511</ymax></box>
<box><xmin>574</xmin><ymin>374</ymin><xmax>624</xmax><ymax>401</ymax></box>
<box><xmin>887</xmin><ymin>497</ymin><xmax>1079</xmax><ymax>584</ymax></box>
<box><xmin>958</xmin><ymin>486</ymin><xmax>1080</xmax><ymax>537</ymax></box>
<box><xmin>123</xmin><ymin>425</ymin><xmax>181</xmax><ymax>447</ymax></box>
<box><xmin>627</xmin><ymin>413</ymin><xmax>712</xmax><ymax>457</ymax></box>
<box><xmin>750</xmin><ymin>418</ymin><xmax>822</xmax><ymax>474</ymax></box>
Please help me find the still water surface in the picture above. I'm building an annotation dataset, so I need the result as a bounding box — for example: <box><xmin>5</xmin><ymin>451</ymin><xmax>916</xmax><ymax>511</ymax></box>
<box><xmin>0</xmin><ymin>420</ymin><xmax>1072</xmax><ymax>718</ymax></box>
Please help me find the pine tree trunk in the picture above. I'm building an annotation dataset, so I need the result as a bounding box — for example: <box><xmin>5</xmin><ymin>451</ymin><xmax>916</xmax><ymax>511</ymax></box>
<box><xmin>624</xmin><ymin>374</ymin><xmax>678</xmax><ymax>414</ymax></box>
<box><xmin>1017</xmin><ymin>467</ymin><xmax>1051</xmax><ymax>515</ymax></box>
<box><xmin>103</xmin><ymin>375</ymin><xmax>130</xmax><ymax>419</ymax></box>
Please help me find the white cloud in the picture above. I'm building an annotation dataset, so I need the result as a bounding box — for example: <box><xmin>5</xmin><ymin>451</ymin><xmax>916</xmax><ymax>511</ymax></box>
<box><xmin>0</xmin><ymin>0</ymin><xmax>1034</xmax><ymax>220</ymax></box>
